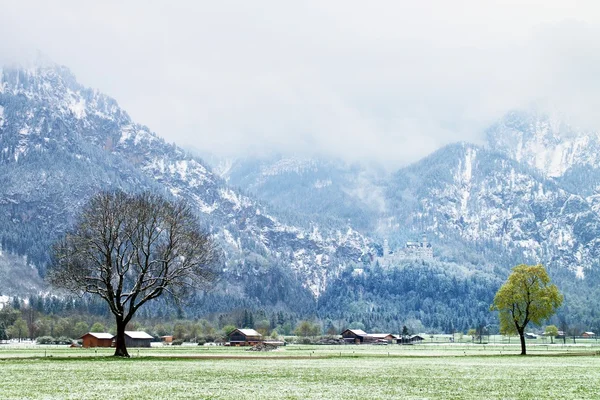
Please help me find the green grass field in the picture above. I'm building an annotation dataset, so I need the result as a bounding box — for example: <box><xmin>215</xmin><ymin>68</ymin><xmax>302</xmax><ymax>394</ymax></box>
<box><xmin>1</xmin><ymin>343</ymin><xmax>600</xmax><ymax>399</ymax></box>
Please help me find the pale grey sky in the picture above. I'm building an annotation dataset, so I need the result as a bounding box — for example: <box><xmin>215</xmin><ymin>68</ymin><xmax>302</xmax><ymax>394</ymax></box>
<box><xmin>1</xmin><ymin>0</ymin><xmax>599</xmax><ymax>167</ymax></box>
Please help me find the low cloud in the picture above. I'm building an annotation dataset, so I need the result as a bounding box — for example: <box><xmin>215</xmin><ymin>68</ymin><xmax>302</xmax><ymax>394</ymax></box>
<box><xmin>1</xmin><ymin>1</ymin><xmax>599</xmax><ymax>168</ymax></box>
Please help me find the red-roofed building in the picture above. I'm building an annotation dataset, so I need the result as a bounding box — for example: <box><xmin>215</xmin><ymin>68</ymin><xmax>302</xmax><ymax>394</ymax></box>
<box><xmin>80</xmin><ymin>332</ymin><xmax>114</xmax><ymax>348</ymax></box>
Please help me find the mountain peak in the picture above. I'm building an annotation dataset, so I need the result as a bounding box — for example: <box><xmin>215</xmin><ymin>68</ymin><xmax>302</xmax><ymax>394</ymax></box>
<box><xmin>487</xmin><ymin>110</ymin><xmax>600</xmax><ymax>178</ymax></box>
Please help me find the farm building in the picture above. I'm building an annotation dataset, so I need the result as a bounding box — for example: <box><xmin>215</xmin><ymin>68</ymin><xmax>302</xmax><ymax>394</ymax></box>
<box><xmin>124</xmin><ymin>331</ymin><xmax>153</xmax><ymax>347</ymax></box>
<box><xmin>341</xmin><ymin>329</ymin><xmax>370</xmax><ymax>344</ymax></box>
<box><xmin>80</xmin><ymin>332</ymin><xmax>114</xmax><ymax>348</ymax></box>
<box><xmin>409</xmin><ymin>335</ymin><xmax>424</xmax><ymax>343</ymax></box>
<box><xmin>160</xmin><ymin>335</ymin><xmax>173</xmax><ymax>344</ymax></box>
<box><xmin>582</xmin><ymin>332</ymin><xmax>596</xmax><ymax>338</ymax></box>
<box><xmin>370</xmin><ymin>333</ymin><xmax>399</xmax><ymax>344</ymax></box>
<box><xmin>228</xmin><ymin>329</ymin><xmax>263</xmax><ymax>346</ymax></box>
<box><xmin>525</xmin><ymin>333</ymin><xmax>538</xmax><ymax>339</ymax></box>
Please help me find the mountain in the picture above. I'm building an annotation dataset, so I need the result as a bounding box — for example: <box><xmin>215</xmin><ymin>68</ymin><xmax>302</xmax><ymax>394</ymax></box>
<box><xmin>213</xmin><ymin>141</ymin><xmax>600</xmax><ymax>280</ymax></box>
<box><xmin>215</xmin><ymin>139</ymin><xmax>600</xmax><ymax>330</ymax></box>
<box><xmin>385</xmin><ymin>142</ymin><xmax>600</xmax><ymax>278</ymax></box>
<box><xmin>0</xmin><ymin>64</ymin><xmax>375</xmax><ymax>311</ymax></box>
<box><xmin>211</xmin><ymin>154</ymin><xmax>388</xmax><ymax>232</ymax></box>
<box><xmin>486</xmin><ymin>110</ymin><xmax>600</xmax><ymax>196</ymax></box>
<box><xmin>4</xmin><ymin>63</ymin><xmax>600</xmax><ymax>332</ymax></box>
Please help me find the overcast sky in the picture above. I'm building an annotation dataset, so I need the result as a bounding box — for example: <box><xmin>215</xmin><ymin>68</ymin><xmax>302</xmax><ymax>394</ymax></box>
<box><xmin>1</xmin><ymin>1</ymin><xmax>599</xmax><ymax>168</ymax></box>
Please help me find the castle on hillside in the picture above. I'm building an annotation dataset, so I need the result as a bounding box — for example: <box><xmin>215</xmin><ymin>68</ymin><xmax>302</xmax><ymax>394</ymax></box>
<box><xmin>402</xmin><ymin>235</ymin><xmax>433</xmax><ymax>260</ymax></box>
<box><xmin>378</xmin><ymin>235</ymin><xmax>434</xmax><ymax>266</ymax></box>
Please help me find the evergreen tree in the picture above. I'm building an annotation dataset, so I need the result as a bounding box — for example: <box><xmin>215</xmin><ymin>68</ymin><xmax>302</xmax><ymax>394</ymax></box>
<box><xmin>0</xmin><ymin>323</ymin><xmax>8</xmax><ymax>341</ymax></box>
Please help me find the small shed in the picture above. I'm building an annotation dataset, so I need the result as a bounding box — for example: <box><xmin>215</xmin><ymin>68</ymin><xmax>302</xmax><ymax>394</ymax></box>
<box><xmin>228</xmin><ymin>329</ymin><xmax>263</xmax><ymax>346</ymax></box>
<box><xmin>124</xmin><ymin>331</ymin><xmax>153</xmax><ymax>348</ymax></box>
<box><xmin>341</xmin><ymin>329</ymin><xmax>370</xmax><ymax>344</ymax></box>
<box><xmin>582</xmin><ymin>332</ymin><xmax>596</xmax><ymax>338</ymax></box>
<box><xmin>409</xmin><ymin>335</ymin><xmax>424</xmax><ymax>343</ymax></box>
<box><xmin>370</xmin><ymin>333</ymin><xmax>398</xmax><ymax>344</ymax></box>
<box><xmin>525</xmin><ymin>333</ymin><xmax>538</xmax><ymax>339</ymax></box>
<box><xmin>80</xmin><ymin>332</ymin><xmax>114</xmax><ymax>348</ymax></box>
<box><xmin>160</xmin><ymin>335</ymin><xmax>173</xmax><ymax>344</ymax></box>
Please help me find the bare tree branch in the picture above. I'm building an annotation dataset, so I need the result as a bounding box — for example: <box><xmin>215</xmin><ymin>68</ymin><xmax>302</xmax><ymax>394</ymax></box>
<box><xmin>48</xmin><ymin>190</ymin><xmax>219</xmax><ymax>357</ymax></box>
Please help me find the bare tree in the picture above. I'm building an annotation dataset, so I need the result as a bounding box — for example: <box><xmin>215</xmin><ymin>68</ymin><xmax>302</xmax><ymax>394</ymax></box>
<box><xmin>49</xmin><ymin>191</ymin><xmax>218</xmax><ymax>357</ymax></box>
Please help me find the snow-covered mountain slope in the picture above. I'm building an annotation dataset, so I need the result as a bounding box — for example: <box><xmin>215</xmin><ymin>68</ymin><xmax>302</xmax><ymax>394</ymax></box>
<box><xmin>205</xmin><ymin>139</ymin><xmax>600</xmax><ymax>280</ymax></box>
<box><xmin>385</xmin><ymin>142</ymin><xmax>600</xmax><ymax>277</ymax></box>
<box><xmin>0</xmin><ymin>64</ymin><xmax>374</xmax><ymax>301</ymax></box>
<box><xmin>0</xmin><ymin>250</ymin><xmax>45</xmax><ymax>296</ymax></box>
<box><xmin>210</xmin><ymin>154</ymin><xmax>387</xmax><ymax>232</ymax></box>
<box><xmin>487</xmin><ymin>110</ymin><xmax>600</xmax><ymax>196</ymax></box>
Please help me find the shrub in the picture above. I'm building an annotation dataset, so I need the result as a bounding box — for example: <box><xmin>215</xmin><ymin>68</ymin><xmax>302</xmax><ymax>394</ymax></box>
<box><xmin>36</xmin><ymin>336</ymin><xmax>55</xmax><ymax>345</ymax></box>
<box><xmin>172</xmin><ymin>339</ymin><xmax>184</xmax><ymax>346</ymax></box>
<box><xmin>195</xmin><ymin>335</ymin><xmax>215</xmax><ymax>344</ymax></box>
<box><xmin>55</xmin><ymin>336</ymin><xmax>73</xmax><ymax>345</ymax></box>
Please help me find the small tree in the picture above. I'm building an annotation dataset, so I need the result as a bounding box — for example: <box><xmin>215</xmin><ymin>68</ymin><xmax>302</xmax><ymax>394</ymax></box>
<box><xmin>222</xmin><ymin>325</ymin><xmax>237</xmax><ymax>338</ymax></box>
<box><xmin>294</xmin><ymin>320</ymin><xmax>320</xmax><ymax>338</ymax></box>
<box><xmin>8</xmin><ymin>318</ymin><xmax>28</xmax><ymax>342</ymax></box>
<box><xmin>491</xmin><ymin>264</ymin><xmax>563</xmax><ymax>355</ymax></box>
<box><xmin>0</xmin><ymin>306</ymin><xmax>20</xmax><ymax>328</ymax></box>
<box><xmin>173</xmin><ymin>322</ymin><xmax>188</xmax><ymax>341</ymax></box>
<box><xmin>0</xmin><ymin>323</ymin><xmax>8</xmax><ymax>342</ymax></box>
<box><xmin>401</xmin><ymin>325</ymin><xmax>410</xmax><ymax>337</ymax></box>
<box><xmin>90</xmin><ymin>322</ymin><xmax>106</xmax><ymax>333</ymax></box>
<box><xmin>544</xmin><ymin>325</ymin><xmax>558</xmax><ymax>344</ymax></box>
<box><xmin>48</xmin><ymin>191</ymin><xmax>218</xmax><ymax>357</ymax></box>
<box><xmin>401</xmin><ymin>325</ymin><xmax>410</xmax><ymax>344</ymax></box>
<box><xmin>255</xmin><ymin>319</ymin><xmax>271</xmax><ymax>336</ymax></box>
<box><xmin>467</xmin><ymin>328</ymin><xmax>477</xmax><ymax>342</ymax></box>
<box><xmin>73</xmin><ymin>321</ymin><xmax>90</xmax><ymax>339</ymax></box>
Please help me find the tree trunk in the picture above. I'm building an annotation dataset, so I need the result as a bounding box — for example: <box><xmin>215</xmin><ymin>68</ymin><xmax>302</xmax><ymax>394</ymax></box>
<box><xmin>518</xmin><ymin>329</ymin><xmax>526</xmax><ymax>355</ymax></box>
<box><xmin>114</xmin><ymin>318</ymin><xmax>130</xmax><ymax>357</ymax></box>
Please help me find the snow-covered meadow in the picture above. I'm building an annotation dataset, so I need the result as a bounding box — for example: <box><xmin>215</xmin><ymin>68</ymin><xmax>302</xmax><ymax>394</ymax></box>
<box><xmin>1</xmin><ymin>344</ymin><xmax>600</xmax><ymax>399</ymax></box>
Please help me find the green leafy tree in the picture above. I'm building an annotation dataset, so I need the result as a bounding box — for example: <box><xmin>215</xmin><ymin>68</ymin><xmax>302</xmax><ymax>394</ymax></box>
<box><xmin>294</xmin><ymin>320</ymin><xmax>320</xmax><ymax>337</ymax></box>
<box><xmin>467</xmin><ymin>328</ymin><xmax>477</xmax><ymax>342</ymax></box>
<box><xmin>199</xmin><ymin>319</ymin><xmax>216</xmax><ymax>336</ymax></box>
<box><xmin>8</xmin><ymin>318</ymin><xmax>28</xmax><ymax>342</ymax></box>
<box><xmin>255</xmin><ymin>319</ymin><xmax>271</xmax><ymax>336</ymax></box>
<box><xmin>173</xmin><ymin>322</ymin><xmax>188</xmax><ymax>341</ymax></box>
<box><xmin>222</xmin><ymin>325</ymin><xmax>237</xmax><ymax>338</ymax></box>
<box><xmin>491</xmin><ymin>264</ymin><xmax>563</xmax><ymax>355</ymax></box>
<box><xmin>73</xmin><ymin>321</ymin><xmax>90</xmax><ymax>338</ymax></box>
<box><xmin>90</xmin><ymin>322</ymin><xmax>106</xmax><ymax>333</ymax></box>
<box><xmin>0</xmin><ymin>307</ymin><xmax>20</xmax><ymax>327</ymax></box>
<box><xmin>544</xmin><ymin>325</ymin><xmax>558</xmax><ymax>344</ymax></box>
<box><xmin>153</xmin><ymin>324</ymin><xmax>169</xmax><ymax>337</ymax></box>
<box><xmin>34</xmin><ymin>318</ymin><xmax>52</xmax><ymax>338</ymax></box>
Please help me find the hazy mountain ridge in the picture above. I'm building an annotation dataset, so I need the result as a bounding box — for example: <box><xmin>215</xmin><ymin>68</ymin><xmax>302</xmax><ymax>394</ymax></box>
<box><xmin>216</xmin><ymin>134</ymin><xmax>600</xmax><ymax>280</ymax></box>
<box><xmin>0</xmin><ymin>64</ymin><xmax>375</xmax><ymax>305</ymax></box>
<box><xmin>212</xmin><ymin>131</ymin><xmax>600</xmax><ymax>328</ymax></box>
<box><xmin>212</xmin><ymin>154</ymin><xmax>388</xmax><ymax>233</ymax></box>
